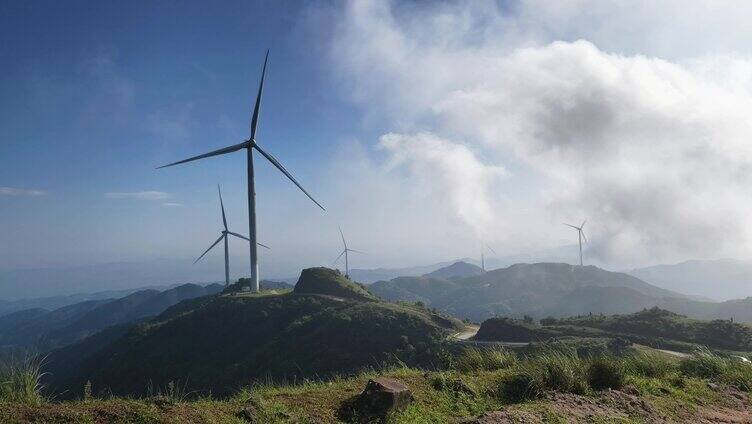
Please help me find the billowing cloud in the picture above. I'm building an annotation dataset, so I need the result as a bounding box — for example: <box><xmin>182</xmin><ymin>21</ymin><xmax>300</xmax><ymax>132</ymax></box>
<box><xmin>105</xmin><ymin>191</ymin><xmax>171</xmax><ymax>200</ymax></box>
<box><xmin>0</xmin><ymin>187</ymin><xmax>47</xmax><ymax>196</ymax></box>
<box><xmin>326</xmin><ymin>0</ymin><xmax>752</xmax><ymax>265</ymax></box>
<box><xmin>378</xmin><ymin>132</ymin><xmax>505</xmax><ymax>234</ymax></box>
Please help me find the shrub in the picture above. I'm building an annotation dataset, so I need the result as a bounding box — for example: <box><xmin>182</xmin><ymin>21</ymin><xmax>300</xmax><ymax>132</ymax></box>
<box><xmin>587</xmin><ymin>356</ymin><xmax>625</xmax><ymax>390</ymax></box>
<box><xmin>540</xmin><ymin>317</ymin><xmax>557</xmax><ymax>326</ymax></box>
<box><xmin>499</xmin><ymin>373</ymin><xmax>541</xmax><ymax>403</ymax></box>
<box><xmin>454</xmin><ymin>347</ymin><xmax>517</xmax><ymax>372</ymax></box>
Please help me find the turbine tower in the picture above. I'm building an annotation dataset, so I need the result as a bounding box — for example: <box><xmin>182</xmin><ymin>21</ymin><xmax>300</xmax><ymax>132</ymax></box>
<box><xmin>480</xmin><ymin>243</ymin><xmax>496</xmax><ymax>272</ymax></box>
<box><xmin>564</xmin><ymin>220</ymin><xmax>588</xmax><ymax>266</ymax></box>
<box><xmin>158</xmin><ymin>50</ymin><xmax>325</xmax><ymax>292</ymax></box>
<box><xmin>334</xmin><ymin>226</ymin><xmax>364</xmax><ymax>279</ymax></box>
<box><xmin>194</xmin><ymin>185</ymin><xmax>269</xmax><ymax>286</ymax></box>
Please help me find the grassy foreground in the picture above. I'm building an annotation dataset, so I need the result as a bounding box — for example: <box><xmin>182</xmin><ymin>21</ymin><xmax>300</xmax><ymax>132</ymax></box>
<box><xmin>2</xmin><ymin>347</ymin><xmax>752</xmax><ymax>423</ymax></box>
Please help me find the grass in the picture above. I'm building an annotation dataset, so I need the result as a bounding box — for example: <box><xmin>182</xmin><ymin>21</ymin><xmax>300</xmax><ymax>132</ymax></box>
<box><xmin>0</xmin><ymin>354</ymin><xmax>46</xmax><ymax>406</ymax></box>
<box><xmin>2</xmin><ymin>348</ymin><xmax>752</xmax><ymax>422</ymax></box>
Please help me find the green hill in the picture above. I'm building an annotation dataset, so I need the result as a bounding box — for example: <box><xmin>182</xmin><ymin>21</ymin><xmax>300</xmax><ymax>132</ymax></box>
<box><xmin>49</xmin><ymin>268</ymin><xmax>461</xmax><ymax>397</ymax></box>
<box><xmin>293</xmin><ymin>267</ymin><xmax>377</xmax><ymax>301</ymax></box>
<box><xmin>369</xmin><ymin>262</ymin><xmax>733</xmax><ymax>322</ymax></box>
<box><xmin>424</xmin><ymin>261</ymin><xmax>484</xmax><ymax>279</ymax></box>
<box><xmin>475</xmin><ymin>307</ymin><xmax>752</xmax><ymax>353</ymax></box>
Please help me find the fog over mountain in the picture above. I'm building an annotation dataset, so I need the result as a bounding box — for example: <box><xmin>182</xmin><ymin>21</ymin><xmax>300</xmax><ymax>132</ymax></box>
<box><xmin>628</xmin><ymin>259</ymin><xmax>752</xmax><ymax>301</ymax></box>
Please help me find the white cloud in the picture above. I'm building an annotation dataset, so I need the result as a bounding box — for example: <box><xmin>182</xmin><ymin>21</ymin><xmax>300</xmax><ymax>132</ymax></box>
<box><xmin>378</xmin><ymin>132</ymin><xmax>505</xmax><ymax>234</ymax></box>
<box><xmin>162</xmin><ymin>202</ymin><xmax>184</xmax><ymax>207</ymax></box>
<box><xmin>0</xmin><ymin>187</ymin><xmax>47</xmax><ymax>196</ymax></box>
<box><xmin>105</xmin><ymin>191</ymin><xmax>171</xmax><ymax>200</ymax></box>
<box><xmin>324</xmin><ymin>0</ymin><xmax>752</xmax><ymax>265</ymax></box>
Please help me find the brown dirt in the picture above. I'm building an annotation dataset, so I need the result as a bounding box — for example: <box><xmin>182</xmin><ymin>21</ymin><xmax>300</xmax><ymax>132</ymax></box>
<box><xmin>468</xmin><ymin>387</ymin><xmax>752</xmax><ymax>424</ymax></box>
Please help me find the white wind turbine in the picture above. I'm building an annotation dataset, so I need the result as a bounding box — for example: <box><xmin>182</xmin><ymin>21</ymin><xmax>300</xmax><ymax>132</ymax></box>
<box><xmin>564</xmin><ymin>220</ymin><xmax>587</xmax><ymax>266</ymax></box>
<box><xmin>159</xmin><ymin>50</ymin><xmax>325</xmax><ymax>292</ymax></box>
<box><xmin>334</xmin><ymin>226</ymin><xmax>364</xmax><ymax>279</ymax></box>
<box><xmin>193</xmin><ymin>185</ymin><xmax>269</xmax><ymax>286</ymax></box>
<box><xmin>480</xmin><ymin>243</ymin><xmax>496</xmax><ymax>272</ymax></box>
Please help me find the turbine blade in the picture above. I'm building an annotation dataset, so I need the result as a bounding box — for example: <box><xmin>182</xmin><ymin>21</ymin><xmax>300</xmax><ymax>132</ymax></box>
<box><xmin>581</xmin><ymin>230</ymin><xmax>588</xmax><ymax>244</ymax></box>
<box><xmin>253</xmin><ymin>143</ymin><xmax>325</xmax><ymax>211</ymax></box>
<box><xmin>250</xmin><ymin>49</ymin><xmax>269</xmax><ymax>140</ymax></box>
<box><xmin>564</xmin><ymin>223</ymin><xmax>579</xmax><ymax>230</ymax></box>
<box><xmin>347</xmin><ymin>249</ymin><xmax>366</xmax><ymax>254</ymax></box>
<box><xmin>333</xmin><ymin>250</ymin><xmax>345</xmax><ymax>264</ymax></box>
<box><xmin>485</xmin><ymin>244</ymin><xmax>497</xmax><ymax>255</ymax></box>
<box><xmin>581</xmin><ymin>219</ymin><xmax>587</xmax><ymax>228</ymax></box>
<box><xmin>218</xmin><ymin>185</ymin><xmax>227</xmax><ymax>230</ymax></box>
<box><xmin>194</xmin><ymin>234</ymin><xmax>225</xmax><ymax>264</ymax></box>
<box><xmin>227</xmin><ymin>231</ymin><xmax>270</xmax><ymax>249</ymax></box>
<box><xmin>157</xmin><ymin>142</ymin><xmax>248</xmax><ymax>169</ymax></box>
<box><xmin>338</xmin><ymin>225</ymin><xmax>347</xmax><ymax>249</ymax></box>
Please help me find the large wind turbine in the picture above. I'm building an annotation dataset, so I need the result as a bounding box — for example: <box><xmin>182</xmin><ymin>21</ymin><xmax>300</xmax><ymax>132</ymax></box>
<box><xmin>194</xmin><ymin>185</ymin><xmax>269</xmax><ymax>286</ymax></box>
<box><xmin>480</xmin><ymin>243</ymin><xmax>496</xmax><ymax>272</ymax></box>
<box><xmin>334</xmin><ymin>226</ymin><xmax>364</xmax><ymax>279</ymax></box>
<box><xmin>564</xmin><ymin>220</ymin><xmax>587</xmax><ymax>266</ymax></box>
<box><xmin>158</xmin><ymin>50</ymin><xmax>325</xmax><ymax>292</ymax></box>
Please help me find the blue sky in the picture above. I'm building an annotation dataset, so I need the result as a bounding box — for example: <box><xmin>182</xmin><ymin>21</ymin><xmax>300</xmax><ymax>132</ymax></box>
<box><xmin>0</xmin><ymin>1</ymin><xmax>377</xmax><ymax>271</ymax></box>
<box><xmin>5</xmin><ymin>0</ymin><xmax>752</xmax><ymax>278</ymax></box>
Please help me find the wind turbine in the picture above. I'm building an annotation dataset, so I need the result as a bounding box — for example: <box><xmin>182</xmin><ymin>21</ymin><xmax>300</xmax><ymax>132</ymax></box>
<box><xmin>564</xmin><ymin>220</ymin><xmax>587</xmax><ymax>266</ymax></box>
<box><xmin>158</xmin><ymin>50</ymin><xmax>325</xmax><ymax>292</ymax></box>
<box><xmin>480</xmin><ymin>243</ymin><xmax>496</xmax><ymax>272</ymax></box>
<box><xmin>194</xmin><ymin>185</ymin><xmax>270</xmax><ymax>286</ymax></box>
<box><xmin>333</xmin><ymin>226</ymin><xmax>364</xmax><ymax>279</ymax></box>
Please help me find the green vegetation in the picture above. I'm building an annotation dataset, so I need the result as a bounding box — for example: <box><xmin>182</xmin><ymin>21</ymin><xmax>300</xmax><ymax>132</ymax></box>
<box><xmin>475</xmin><ymin>307</ymin><xmax>752</xmax><ymax>353</ymax></box>
<box><xmin>0</xmin><ymin>354</ymin><xmax>46</xmax><ymax>406</ymax></box>
<box><xmin>4</xmin><ymin>348</ymin><xmax>752</xmax><ymax>422</ymax></box>
<box><xmin>47</xmin><ymin>273</ymin><xmax>461</xmax><ymax>398</ymax></box>
<box><xmin>293</xmin><ymin>267</ymin><xmax>378</xmax><ymax>301</ymax></box>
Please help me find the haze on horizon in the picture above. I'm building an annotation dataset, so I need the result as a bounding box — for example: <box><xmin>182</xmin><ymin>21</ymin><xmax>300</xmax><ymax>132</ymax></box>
<box><xmin>3</xmin><ymin>0</ymin><xmax>752</xmax><ymax>282</ymax></box>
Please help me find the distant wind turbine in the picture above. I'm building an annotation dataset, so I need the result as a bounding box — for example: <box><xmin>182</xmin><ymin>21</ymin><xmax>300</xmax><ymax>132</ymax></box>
<box><xmin>158</xmin><ymin>50</ymin><xmax>325</xmax><ymax>292</ymax></box>
<box><xmin>564</xmin><ymin>220</ymin><xmax>588</xmax><ymax>266</ymax></box>
<box><xmin>194</xmin><ymin>185</ymin><xmax>269</xmax><ymax>286</ymax></box>
<box><xmin>333</xmin><ymin>226</ymin><xmax>364</xmax><ymax>279</ymax></box>
<box><xmin>480</xmin><ymin>243</ymin><xmax>496</xmax><ymax>272</ymax></box>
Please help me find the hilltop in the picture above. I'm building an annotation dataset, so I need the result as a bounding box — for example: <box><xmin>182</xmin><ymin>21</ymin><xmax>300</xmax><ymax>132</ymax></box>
<box><xmin>424</xmin><ymin>261</ymin><xmax>485</xmax><ymax>279</ymax></box>
<box><xmin>46</xmin><ymin>267</ymin><xmax>461</xmax><ymax>397</ymax></box>
<box><xmin>293</xmin><ymin>267</ymin><xmax>377</xmax><ymax>301</ymax></box>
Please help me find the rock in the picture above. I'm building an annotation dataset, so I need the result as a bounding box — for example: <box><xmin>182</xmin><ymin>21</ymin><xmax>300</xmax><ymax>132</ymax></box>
<box><xmin>236</xmin><ymin>404</ymin><xmax>258</xmax><ymax>422</ymax></box>
<box><xmin>351</xmin><ymin>377</ymin><xmax>413</xmax><ymax>420</ymax></box>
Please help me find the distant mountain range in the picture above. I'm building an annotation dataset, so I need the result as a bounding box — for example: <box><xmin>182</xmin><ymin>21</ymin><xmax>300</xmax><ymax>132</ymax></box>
<box><xmin>0</xmin><ymin>283</ymin><xmax>222</xmax><ymax>350</ymax></box>
<box><xmin>369</xmin><ymin>261</ymin><xmax>752</xmax><ymax>323</ymax></box>
<box><xmin>0</xmin><ymin>258</ymin><xmax>233</xmax><ymax>300</ymax></box>
<box><xmin>628</xmin><ymin>259</ymin><xmax>752</xmax><ymax>301</ymax></box>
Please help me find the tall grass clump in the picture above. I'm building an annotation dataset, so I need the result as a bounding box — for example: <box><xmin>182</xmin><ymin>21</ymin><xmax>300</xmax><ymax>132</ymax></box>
<box><xmin>622</xmin><ymin>351</ymin><xmax>675</xmax><ymax>378</ymax></box>
<box><xmin>0</xmin><ymin>354</ymin><xmax>46</xmax><ymax>406</ymax></box>
<box><xmin>454</xmin><ymin>346</ymin><xmax>517</xmax><ymax>372</ymax></box>
<box><xmin>587</xmin><ymin>356</ymin><xmax>625</xmax><ymax>390</ymax></box>
<box><xmin>499</xmin><ymin>350</ymin><xmax>587</xmax><ymax>402</ymax></box>
<box><xmin>679</xmin><ymin>348</ymin><xmax>727</xmax><ymax>379</ymax></box>
<box><xmin>679</xmin><ymin>348</ymin><xmax>752</xmax><ymax>391</ymax></box>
